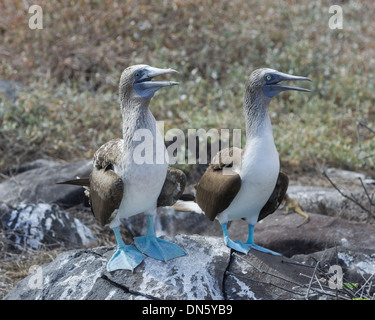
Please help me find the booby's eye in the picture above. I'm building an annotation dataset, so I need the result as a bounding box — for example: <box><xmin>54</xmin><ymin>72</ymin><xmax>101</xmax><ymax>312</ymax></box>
<box><xmin>266</xmin><ymin>75</ymin><xmax>272</xmax><ymax>81</ymax></box>
<box><xmin>135</xmin><ymin>72</ymin><xmax>140</xmax><ymax>78</ymax></box>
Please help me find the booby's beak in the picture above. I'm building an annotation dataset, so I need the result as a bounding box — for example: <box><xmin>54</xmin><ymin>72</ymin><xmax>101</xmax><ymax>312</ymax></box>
<box><xmin>133</xmin><ymin>66</ymin><xmax>179</xmax><ymax>99</ymax></box>
<box><xmin>262</xmin><ymin>71</ymin><xmax>311</xmax><ymax>98</ymax></box>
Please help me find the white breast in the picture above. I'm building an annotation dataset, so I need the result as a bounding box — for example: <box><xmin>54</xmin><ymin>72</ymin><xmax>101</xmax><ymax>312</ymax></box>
<box><xmin>217</xmin><ymin>118</ymin><xmax>279</xmax><ymax>225</ymax></box>
<box><xmin>116</xmin><ymin>122</ymin><xmax>168</xmax><ymax>218</ymax></box>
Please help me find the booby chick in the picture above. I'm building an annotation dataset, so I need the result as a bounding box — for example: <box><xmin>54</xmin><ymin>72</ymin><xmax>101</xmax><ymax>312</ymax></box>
<box><xmin>174</xmin><ymin>68</ymin><xmax>311</xmax><ymax>255</ymax></box>
<box><xmin>59</xmin><ymin>65</ymin><xmax>185</xmax><ymax>271</ymax></box>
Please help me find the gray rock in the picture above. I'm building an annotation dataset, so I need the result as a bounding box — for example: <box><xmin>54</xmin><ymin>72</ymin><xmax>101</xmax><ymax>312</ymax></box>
<box><xmin>104</xmin><ymin>234</ymin><xmax>230</xmax><ymax>300</ymax></box>
<box><xmin>4</xmin><ymin>247</ymin><xmax>109</xmax><ymax>300</ymax></box>
<box><xmin>4</xmin><ymin>232</ymin><xmax>374</xmax><ymax>300</ymax></box>
<box><xmin>293</xmin><ymin>247</ymin><xmax>375</xmax><ymax>285</ymax></box>
<box><xmin>4</xmin><ymin>235</ymin><xmax>231</xmax><ymax>300</ymax></box>
<box><xmin>0</xmin><ymin>160</ymin><xmax>92</xmax><ymax>207</ymax></box>
<box><xmin>325</xmin><ymin>168</ymin><xmax>367</xmax><ymax>182</ymax></box>
<box><xmin>1</xmin><ymin>202</ymin><xmax>97</xmax><ymax>251</ymax></box>
<box><xmin>287</xmin><ymin>185</ymin><xmax>373</xmax><ymax>222</ymax></box>
<box><xmin>249</xmin><ymin>210</ymin><xmax>375</xmax><ymax>257</ymax></box>
<box><xmin>6</xmin><ymin>159</ymin><xmax>60</xmax><ymax>176</ymax></box>
<box><xmin>225</xmin><ymin>250</ymin><xmax>314</xmax><ymax>300</ymax></box>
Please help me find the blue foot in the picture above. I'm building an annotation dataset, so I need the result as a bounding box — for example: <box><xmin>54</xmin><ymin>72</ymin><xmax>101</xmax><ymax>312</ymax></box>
<box><xmin>247</xmin><ymin>243</ymin><xmax>281</xmax><ymax>256</ymax></box>
<box><xmin>134</xmin><ymin>235</ymin><xmax>186</xmax><ymax>262</ymax></box>
<box><xmin>246</xmin><ymin>224</ymin><xmax>282</xmax><ymax>256</ymax></box>
<box><xmin>221</xmin><ymin>223</ymin><xmax>250</xmax><ymax>254</ymax></box>
<box><xmin>107</xmin><ymin>226</ymin><xmax>145</xmax><ymax>272</ymax></box>
<box><xmin>134</xmin><ymin>215</ymin><xmax>186</xmax><ymax>262</ymax></box>
<box><xmin>107</xmin><ymin>244</ymin><xmax>145</xmax><ymax>272</ymax></box>
<box><xmin>225</xmin><ymin>238</ymin><xmax>250</xmax><ymax>254</ymax></box>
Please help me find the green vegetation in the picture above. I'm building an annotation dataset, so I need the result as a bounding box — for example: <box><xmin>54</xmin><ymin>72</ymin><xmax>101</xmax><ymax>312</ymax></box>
<box><xmin>1</xmin><ymin>0</ymin><xmax>375</xmax><ymax>175</ymax></box>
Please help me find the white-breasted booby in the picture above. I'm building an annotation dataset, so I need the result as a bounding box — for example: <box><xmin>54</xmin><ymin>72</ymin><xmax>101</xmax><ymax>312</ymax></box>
<box><xmin>58</xmin><ymin>65</ymin><xmax>186</xmax><ymax>271</ymax></box>
<box><xmin>174</xmin><ymin>68</ymin><xmax>311</xmax><ymax>255</ymax></box>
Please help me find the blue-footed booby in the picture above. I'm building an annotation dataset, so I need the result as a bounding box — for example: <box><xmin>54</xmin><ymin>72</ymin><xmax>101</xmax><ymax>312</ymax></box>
<box><xmin>174</xmin><ymin>68</ymin><xmax>311</xmax><ymax>255</ymax></box>
<box><xmin>58</xmin><ymin>65</ymin><xmax>186</xmax><ymax>271</ymax></box>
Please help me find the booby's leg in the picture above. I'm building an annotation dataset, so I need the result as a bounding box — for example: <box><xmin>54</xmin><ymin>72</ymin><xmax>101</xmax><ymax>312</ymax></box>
<box><xmin>245</xmin><ymin>224</ymin><xmax>281</xmax><ymax>256</ymax></box>
<box><xmin>221</xmin><ymin>223</ymin><xmax>250</xmax><ymax>254</ymax></box>
<box><xmin>134</xmin><ymin>214</ymin><xmax>186</xmax><ymax>262</ymax></box>
<box><xmin>107</xmin><ymin>226</ymin><xmax>145</xmax><ymax>272</ymax></box>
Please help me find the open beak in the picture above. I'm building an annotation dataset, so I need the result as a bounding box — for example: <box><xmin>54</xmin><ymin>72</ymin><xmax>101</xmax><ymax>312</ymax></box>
<box><xmin>263</xmin><ymin>71</ymin><xmax>312</xmax><ymax>98</ymax></box>
<box><xmin>134</xmin><ymin>66</ymin><xmax>179</xmax><ymax>99</ymax></box>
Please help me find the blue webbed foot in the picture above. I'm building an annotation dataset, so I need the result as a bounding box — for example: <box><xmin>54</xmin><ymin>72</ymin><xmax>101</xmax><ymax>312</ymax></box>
<box><xmin>107</xmin><ymin>244</ymin><xmax>145</xmax><ymax>272</ymax></box>
<box><xmin>107</xmin><ymin>226</ymin><xmax>145</xmax><ymax>272</ymax></box>
<box><xmin>221</xmin><ymin>222</ymin><xmax>250</xmax><ymax>254</ymax></box>
<box><xmin>224</xmin><ymin>238</ymin><xmax>250</xmax><ymax>254</ymax></box>
<box><xmin>246</xmin><ymin>224</ymin><xmax>282</xmax><ymax>256</ymax></box>
<box><xmin>134</xmin><ymin>234</ymin><xmax>186</xmax><ymax>262</ymax></box>
<box><xmin>247</xmin><ymin>243</ymin><xmax>281</xmax><ymax>256</ymax></box>
<box><xmin>134</xmin><ymin>214</ymin><xmax>186</xmax><ymax>262</ymax></box>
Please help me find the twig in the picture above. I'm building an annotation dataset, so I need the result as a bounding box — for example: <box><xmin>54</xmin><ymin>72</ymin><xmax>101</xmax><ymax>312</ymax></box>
<box><xmin>358</xmin><ymin>121</ymin><xmax>375</xmax><ymax>135</ymax></box>
<box><xmin>358</xmin><ymin>177</ymin><xmax>375</xmax><ymax>206</ymax></box>
<box><xmin>305</xmin><ymin>261</ymin><xmax>319</xmax><ymax>299</ymax></box>
<box><xmin>233</xmin><ymin>252</ymin><xmax>304</xmax><ymax>288</ymax></box>
<box><xmin>323</xmin><ymin>171</ymin><xmax>373</xmax><ymax>215</ymax></box>
<box><xmin>281</xmin><ymin>259</ymin><xmax>315</xmax><ymax>268</ymax></box>
<box><xmin>354</xmin><ymin>272</ymin><xmax>375</xmax><ymax>298</ymax></box>
<box><xmin>226</xmin><ymin>271</ymin><xmax>306</xmax><ymax>297</ymax></box>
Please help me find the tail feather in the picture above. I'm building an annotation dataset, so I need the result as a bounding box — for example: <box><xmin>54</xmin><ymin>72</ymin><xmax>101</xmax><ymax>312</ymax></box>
<box><xmin>56</xmin><ymin>178</ymin><xmax>90</xmax><ymax>187</ymax></box>
<box><xmin>172</xmin><ymin>200</ymin><xmax>204</xmax><ymax>214</ymax></box>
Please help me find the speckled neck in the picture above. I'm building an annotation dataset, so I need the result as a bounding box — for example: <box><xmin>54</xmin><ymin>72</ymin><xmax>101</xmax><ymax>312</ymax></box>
<box><xmin>243</xmin><ymin>85</ymin><xmax>272</xmax><ymax>139</ymax></box>
<box><xmin>120</xmin><ymin>98</ymin><xmax>156</xmax><ymax>149</ymax></box>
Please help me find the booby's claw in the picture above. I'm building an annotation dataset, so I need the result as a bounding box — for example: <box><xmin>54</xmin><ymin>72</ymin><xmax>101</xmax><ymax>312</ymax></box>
<box><xmin>107</xmin><ymin>244</ymin><xmax>145</xmax><ymax>272</ymax></box>
<box><xmin>134</xmin><ymin>235</ymin><xmax>186</xmax><ymax>262</ymax></box>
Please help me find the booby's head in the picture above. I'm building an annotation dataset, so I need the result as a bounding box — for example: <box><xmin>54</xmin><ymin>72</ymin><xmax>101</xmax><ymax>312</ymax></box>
<box><xmin>246</xmin><ymin>68</ymin><xmax>311</xmax><ymax>100</ymax></box>
<box><xmin>119</xmin><ymin>64</ymin><xmax>179</xmax><ymax>101</ymax></box>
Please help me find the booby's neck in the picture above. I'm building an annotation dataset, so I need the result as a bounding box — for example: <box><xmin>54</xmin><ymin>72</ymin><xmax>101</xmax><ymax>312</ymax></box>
<box><xmin>241</xmin><ymin>88</ymin><xmax>279</xmax><ymax>180</ymax></box>
<box><xmin>243</xmin><ymin>90</ymin><xmax>273</xmax><ymax>141</ymax></box>
<box><xmin>120</xmin><ymin>97</ymin><xmax>156</xmax><ymax>148</ymax></box>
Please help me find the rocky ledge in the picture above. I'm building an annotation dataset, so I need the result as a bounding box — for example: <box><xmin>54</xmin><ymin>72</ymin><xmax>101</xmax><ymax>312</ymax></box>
<box><xmin>2</xmin><ymin>160</ymin><xmax>375</xmax><ymax>300</ymax></box>
<box><xmin>4</xmin><ymin>212</ymin><xmax>375</xmax><ymax>300</ymax></box>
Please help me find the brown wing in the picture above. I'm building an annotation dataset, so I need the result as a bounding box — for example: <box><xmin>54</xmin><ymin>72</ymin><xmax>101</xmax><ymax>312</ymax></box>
<box><xmin>195</xmin><ymin>147</ymin><xmax>243</xmax><ymax>221</ymax></box>
<box><xmin>257</xmin><ymin>171</ymin><xmax>289</xmax><ymax>221</ymax></box>
<box><xmin>88</xmin><ymin>139</ymin><xmax>125</xmax><ymax>226</ymax></box>
<box><xmin>56</xmin><ymin>139</ymin><xmax>124</xmax><ymax>226</ymax></box>
<box><xmin>157</xmin><ymin>167</ymin><xmax>187</xmax><ymax>207</ymax></box>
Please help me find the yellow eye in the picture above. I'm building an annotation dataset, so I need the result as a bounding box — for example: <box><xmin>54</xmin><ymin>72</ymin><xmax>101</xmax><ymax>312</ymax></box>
<box><xmin>266</xmin><ymin>75</ymin><xmax>272</xmax><ymax>81</ymax></box>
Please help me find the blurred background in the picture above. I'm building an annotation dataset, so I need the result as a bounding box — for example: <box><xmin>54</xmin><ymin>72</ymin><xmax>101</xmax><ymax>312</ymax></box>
<box><xmin>1</xmin><ymin>0</ymin><xmax>375</xmax><ymax>178</ymax></box>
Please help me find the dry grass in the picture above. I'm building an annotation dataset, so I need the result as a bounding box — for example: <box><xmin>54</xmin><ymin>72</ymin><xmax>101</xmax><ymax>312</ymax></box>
<box><xmin>1</xmin><ymin>0</ymin><xmax>375</xmax><ymax>174</ymax></box>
